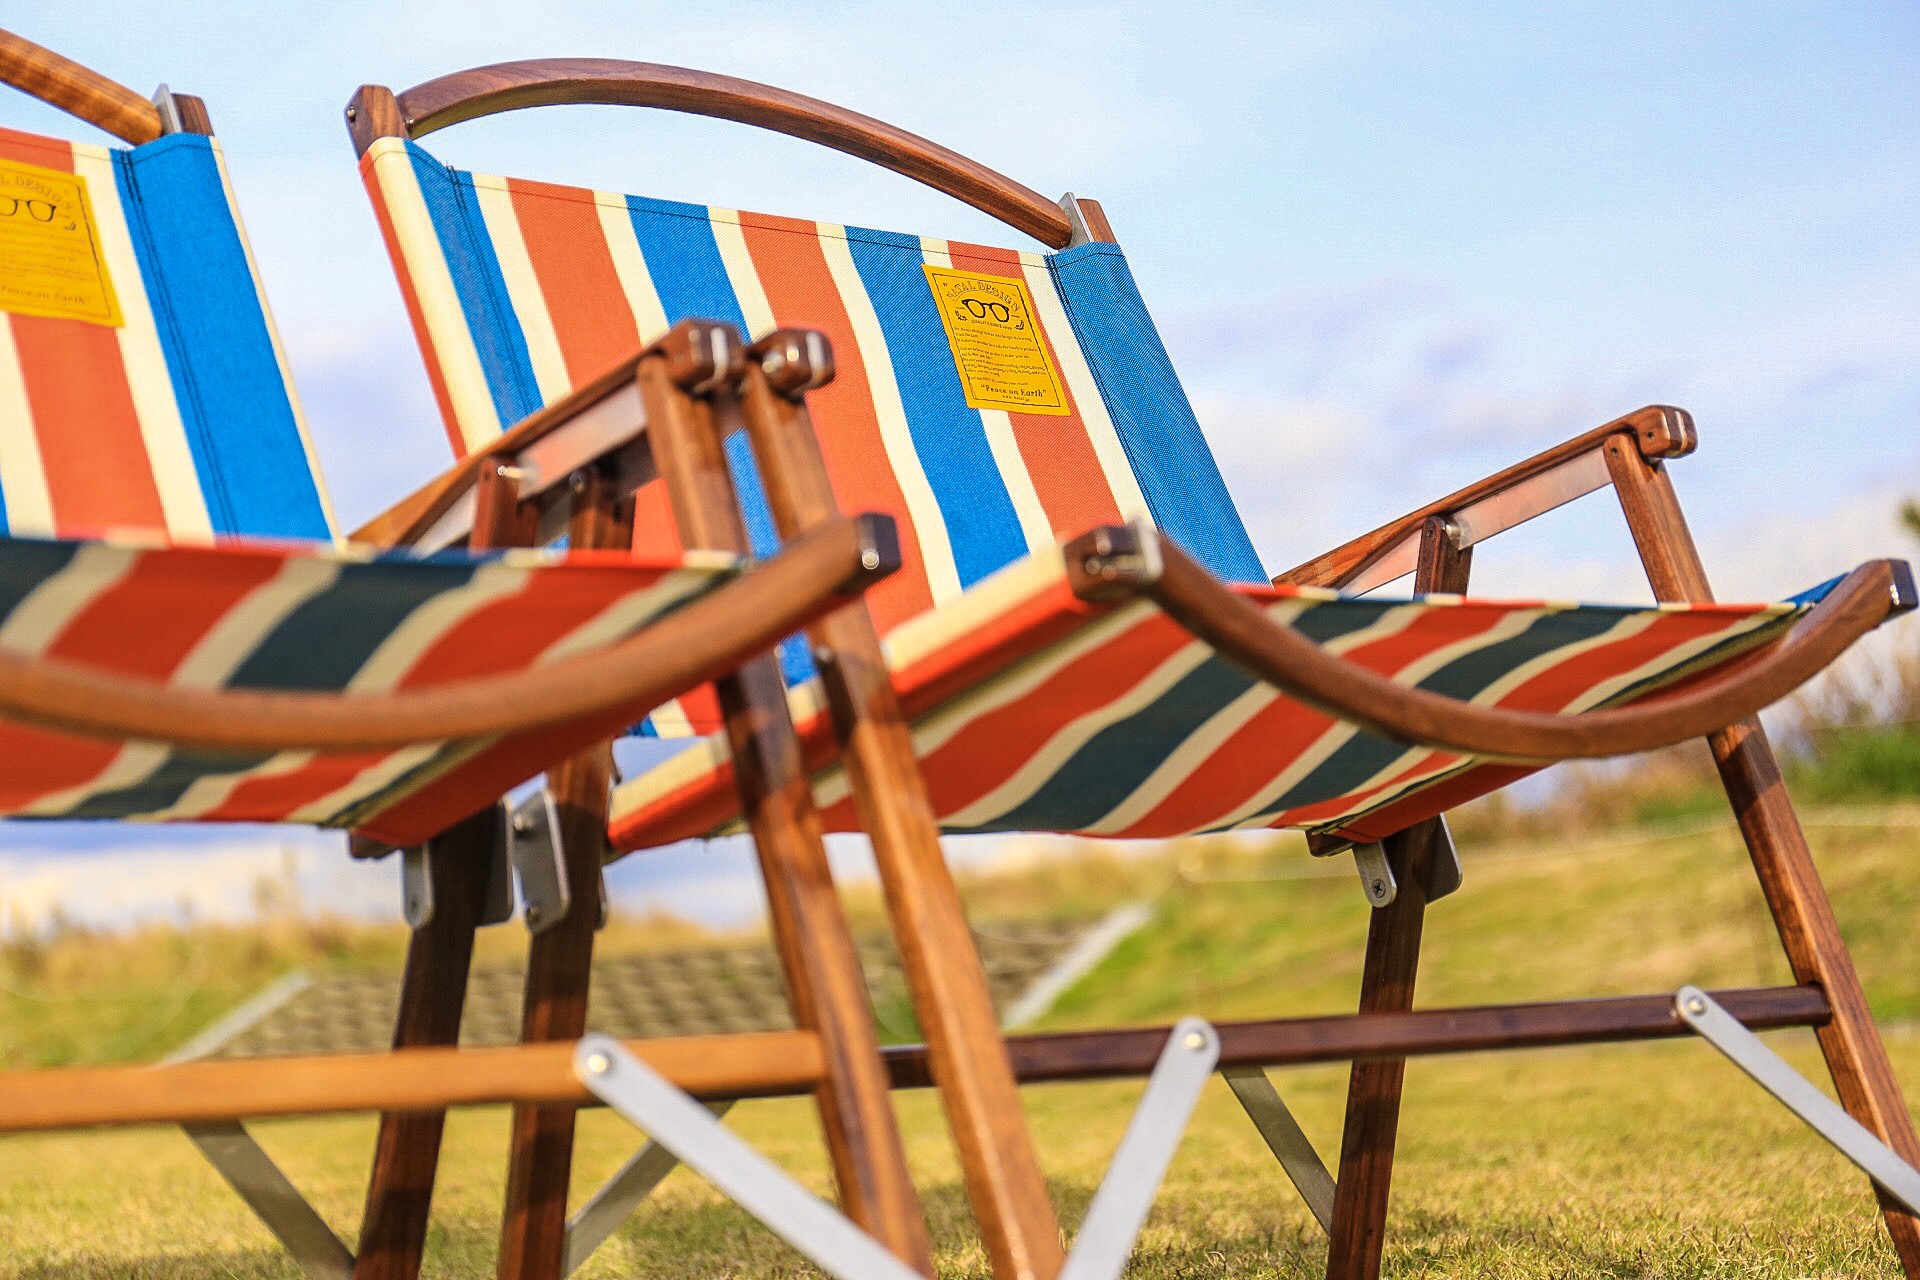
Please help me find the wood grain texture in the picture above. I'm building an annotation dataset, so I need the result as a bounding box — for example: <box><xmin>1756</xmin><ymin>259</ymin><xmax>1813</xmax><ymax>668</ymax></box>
<box><xmin>0</xmin><ymin>514</ymin><xmax>887</xmax><ymax>752</ymax></box>
<box><xmin>874</xmin><ymin>986</ymin><xmax>1831</xmax><ymax>1088</ymax></box>
<box><xmin>1608</xmin><ymin>436</ymin><xmax>1920</xmax><ymax>1277</ymax></box>
<box><xmin>1275</xmin><ymin>407</ymin><xmax>1694</xmax><ymax>589</ymax></box>
<box><xmin>740</xmin><ymin>331</ymin><xmax>1065</xmax><ymax>1280</ymax></box>
<box><xmin>391</xmin><ymin>59</ymin><xmax>1073</xmax><ymax>247</ymax></box>
<box><xmin>172</xmin><ymin>93</ymin><xmax>213</xmax><ymax>136</ymax></box>
<box><xmin>639</xmin><ymin>328</ymin><xmax>934</xmax><ymax>1272</ymax></box>
<box><xmin>353</xmin><ymin>807</ymin><xmax>501</xmax><ymax>1280</ymax></box>
<box><xmin>496</xmin><ymin>468</ymin><xmax>631</xmax><ymax>1280</ymax></box>
<box><xmin>0</xmin><ymin>28</ymin><xmax>162</xmax><ymax>143</ymax></box>
<box><xmin>1149</xmin><ymin>535</ymin><xmax>1901</xmax><ymax>762</ymax></box>
<box><xmin>1325</xmin><ymin>522</ymin><xmax>1466</xmax><ymax>1280</ymax></box>
<box><xmin>346</xmin><ymin>83</ymin><xmax>408</xmax><ymax>155</ymax></box>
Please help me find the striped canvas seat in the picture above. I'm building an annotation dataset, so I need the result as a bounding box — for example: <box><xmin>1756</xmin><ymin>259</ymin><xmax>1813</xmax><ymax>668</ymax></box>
<box><xmin>0</xmin><ymin>122</ymin><xmax>740</xmax><ymax>842</ymax></box>
<box><xmin>359</xmin><ymin>139</ymin><xmax>1834</xmax><ymax>849</ymax></box>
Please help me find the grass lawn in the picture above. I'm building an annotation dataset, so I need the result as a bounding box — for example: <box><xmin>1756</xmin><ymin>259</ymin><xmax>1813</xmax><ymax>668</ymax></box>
<box><xmin>3</xmin><ymin>811</ymin><xmax>1919</xmax><ymax>1277</ymax></box>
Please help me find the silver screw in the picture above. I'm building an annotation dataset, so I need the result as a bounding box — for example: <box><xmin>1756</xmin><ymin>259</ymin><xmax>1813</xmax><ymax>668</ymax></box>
<box><xmin>345</xmin><ymin>105</ymin><xmax>358</xmax><ymax>122</ymax></box>
<box><xmin>1685</xmin><ymin>995</ymin><xmax>1707</xmax><ymax>1016</ymax></box>
<box><xmin>585</xmin><ymin>1052</ymin><xmax>611</xmax><ymax>1075</ymax></box>
<box><xmin>861</xmin><ymin>548</ymin><xmax>881</xmax><ymax>570</ymax></box>
<box><xmin>512</xmin><ymin>812</ymin><xmax>532</xmax><ymax>835</ymax></box>
<box><xmin>526</xmin><ymin>905</ymin><xmax>543</xmax><ymax>925</ymax></box>
<box><xmin>1183</xmin><ymin>1030</ymin><xmax>1207</xmax><ymax>1051</ymax></box>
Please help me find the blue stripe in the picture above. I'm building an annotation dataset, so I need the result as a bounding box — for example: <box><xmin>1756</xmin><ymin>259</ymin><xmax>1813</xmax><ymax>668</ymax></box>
<box><xmin>1048</xmin><ymin>244</ymin><xmax>1266</xmax><ymax>583</ymax></box>
<box><xmin>979</xmin><ymin>601</ymin><xmax>1397</xmax><ymax>833</ymax></box>
<box><xmin>842</xmin><ymin>228</ymin><xmax>1027</xmax><ymax>588</ymax></box>
<box><xmin>0</xmin><ymin>538</ymin><xmax>82</xmax><ymax>619</ymax></box>
<box><xmin>625</xmin><ymin>195</ymin><xmax>810</xmax><ymax>685</ymax></box>
<box><xmin>115</xmin><ymin>136</ymin><xmax>330</xmax><ymax>541</ymax></box>
<box><xmin>407</xmin><ymin>144</ymin><xmax>543</xmax><ymax>435</ymax></box>
<box><xmin>61</xmin><ymin>554</ymin><xmax>490</xmax><ymax>818</ymax></box>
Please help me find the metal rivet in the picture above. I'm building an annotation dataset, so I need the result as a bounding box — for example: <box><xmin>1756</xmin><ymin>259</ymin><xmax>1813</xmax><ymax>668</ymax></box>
<box><xmin>511</xmin><ymin>813</ymin><xmax>532</xmax><ymax>835</ymax></box>
<box><xmin>525</xmin><ymin>905</ymin><xmax>543</xmax><ymax>925</ymax></box>
<box><xmin>345</xmin><ymin>105</ymin><xmax>358</xmax><ymax>121</ymax></box>
<box><xmin>860</xmin><ymin>548</ymin><xmax>881</xmax><ymax>571</ymax></box>
<box><xmin>1685</xmin><ymin>996</ymin><xmax>1707</xmax><ymax>1016</ymax></box>
<box><xmin>585</xmin><ymin>1052</ymin><xmax>611</xmax><ymax>1075</ymax></box>
<box><xmin>1183</xmin><ymin>1031</ymin><xmax>1207</xmax><ymax>1051</ymax></box>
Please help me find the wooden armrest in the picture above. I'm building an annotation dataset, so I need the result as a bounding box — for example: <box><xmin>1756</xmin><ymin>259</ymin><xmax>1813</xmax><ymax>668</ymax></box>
<box><xmin>353</xmin><ymin>321</ymin><xmax>745</xmax><ymax>551</ymax></box>
<box><xmin>1108</xmin><ymin>526</ymin><xmax>1911</xmax><ymax>763</ymax></box>
<box><xmin>1274</xmin><ymin>405</ymin><xmax>1697</xmax><ymax>591</ymax></box>
<box><xmin>0</xmin><ymin>515</ymin><xmax>893</xmax><ymax>753</ymax></box>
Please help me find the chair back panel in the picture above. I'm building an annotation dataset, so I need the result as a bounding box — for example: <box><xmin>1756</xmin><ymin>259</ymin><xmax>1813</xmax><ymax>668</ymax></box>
<box><xmin>362</xmin><ymin>138</ymin><xmax>1265</xmax><ymax>646</ymax></box>
<box><xmin>0</xmin><ymin>124</ymin><xmax>333</xmax><ymax>543</ymax></box>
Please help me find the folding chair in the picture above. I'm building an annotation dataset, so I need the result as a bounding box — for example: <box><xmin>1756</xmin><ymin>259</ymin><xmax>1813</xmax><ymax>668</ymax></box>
<box><xmin>351</xmin><ymin>58</ymin><xmax>1920</xmax><ymax>1280</ymax></box>
<box><xmin>0</xmin><ymin>32</ymin><xmax>938</xmax><ymax>1280</ymax></box>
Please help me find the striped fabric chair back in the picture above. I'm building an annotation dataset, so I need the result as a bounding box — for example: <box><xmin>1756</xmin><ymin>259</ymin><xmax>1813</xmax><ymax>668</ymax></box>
<box><xmin>0</xmin><ymin>122</ymin><xmax>333</xmax><ymax>543</ymax></box>
<box><xmin>360</xmin><ymin>139</ymin><xmax>1265</xmax><ymax>653</ymax></box>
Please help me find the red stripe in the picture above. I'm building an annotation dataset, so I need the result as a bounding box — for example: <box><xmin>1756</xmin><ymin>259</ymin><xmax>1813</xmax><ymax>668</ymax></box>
<box><xmin>361</xmin><ymin>151</ymin><xmax>470</xmax><ymax>459</ymax></box>
<box><xmin>945</xmin><ymin>241</ymin><xmax>1122</xmax><ymax>540</ymax></box>
<box><xmin>208</xmin><ymin>562</ymin><xmax>675</xmax><ymax>822</ymax></box>
<box><xmin>0</xmin><ymin>546</ymin><xmax>284</xmax><ymax>810</ymax></box>
<box><xmin>506</xmin><ymin>178</ymin><xmax>642</xmax><ymax>387</ymax></box>
<box><xmin>0</xmin><ymin>132</ymin><xmax>166</xmax><ymax>537</ymax></box>
<box><xmin>735</xmin><ymin>212</ymin><xmax>933</xmax><ymax>633</ymax></box>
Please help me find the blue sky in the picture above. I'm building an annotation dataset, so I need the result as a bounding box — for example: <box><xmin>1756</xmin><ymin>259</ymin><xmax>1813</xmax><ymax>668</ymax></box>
<box><xmin>2</xmin><ymin>2</ymin><xmax>1917</xmax><ymax>928</ymax></box>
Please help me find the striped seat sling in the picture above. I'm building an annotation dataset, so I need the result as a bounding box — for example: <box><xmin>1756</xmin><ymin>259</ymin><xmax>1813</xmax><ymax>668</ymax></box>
<box><xmin>0</xmin><ymin>120</ymin><xmax>743</xmax><ymax>847</ymax></box>
<box><xmin>359</xmin><ymin>138</ymin><xmax>1835</xmax><ymax>851</ymax></box>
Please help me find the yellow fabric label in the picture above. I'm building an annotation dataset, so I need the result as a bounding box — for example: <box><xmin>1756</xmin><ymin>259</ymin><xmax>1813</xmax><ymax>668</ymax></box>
<box><xmin>0</xmin><ymin>158</ymin><xmax>123</xmax><ymax>327</ymax></box>
<box><xmin>923</xmin><ymin>265</ymin><xmax>1069</xmax><ymax>416</ymax></box>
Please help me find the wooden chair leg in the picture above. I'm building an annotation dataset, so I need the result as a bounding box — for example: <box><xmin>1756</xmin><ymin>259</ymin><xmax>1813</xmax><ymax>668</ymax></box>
<box><xmin>1608</xmin><ymin>437</ymin><xmax>1920</xmax><ymax>1277</ymax></box>
<box><xmin>639</xmin><ymin>339</ymin><xmax>935</xmax><ymax>1272</ymax></box>
<box><xmin>736</xmin><ymin>344</ymin><xmax>1066</xmax><ymax>1280</ymax></box>
<box><xmin>1324</xmin><ymin>516</ymin><xmax>1467</xmax><ymax>1280</ymax></box>
<box><xmin>353</xmin><ymin>806</ymin><xmax>500</xmax><ymax>1280</ymax></box>
<box><xmin>1324</xmin><ymin>819</ymin><xmax>1438</xmax><ymax>1280</ymax></box>
<box><xmin>497</xmin><ymin>467</ymin><xmax>630</xmax><ymax>1280</ymax></box>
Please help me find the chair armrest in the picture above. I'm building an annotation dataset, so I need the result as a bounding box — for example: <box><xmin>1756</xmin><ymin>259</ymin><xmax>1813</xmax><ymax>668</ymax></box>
<box><xmin>1090</xmin><ymin>525</ymin><xmax>1912</xmax><ymax>762</ymax></box>
<box><xmin>1273</xmin><ymin>406</ymin><xmax>1697</xmax><ymax>592</ymax></box>
<box><xmin>0</xmin><ymin>514</ymin><xmax>893</xmax><ymax>753</ymax></box>
<box><xmin>353</xmin><ymin>321</ymin><xmax>746</xmax><ymax>551</ymax></box>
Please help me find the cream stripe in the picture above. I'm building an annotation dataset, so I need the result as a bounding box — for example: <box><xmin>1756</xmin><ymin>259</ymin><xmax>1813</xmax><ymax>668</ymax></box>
<box><xmin>471</xmin><ymin>181</ymin><xmax>570</xmax><ymax>402</ymax></box>
<box><xmin>34</xmin><ymin>552</ymin><xmax>342</xmax><ymax>818</ymax></box>
<box><xmin>0</xmin><ymin>542</ymin><xmax>138</xmax><ymax>654</ymax></box>
<box><xmin>0</xmin><ymin>318</ymin><xmax>55</xmax><ymax>536</ymax></box>
<box><xmin>1021</xmin><ymin>260</ymin><xmax>1151</xmax><ymax>522</ymax></box>
<box><xmin>709</xmin><ymin>210</ymin><xmax>776</xmax><ymax>338</ymax></box>
<box><xmin>919</xmin><ymin>237</ymin><xmax>1051</xmax><ymax>549</ymax></box>
<box><xmin>209</xmin><ymin>141</ymin><xmax>339</xmax><ymax>542</ymax></box>
<box><xmin>286</xmin><ymin>743</ymin><xmax>449</xmax><ymax>826</ymax></box>
<box><xmin>72</xmin><ymin>147</ymin><xmax>213</xmax><ymax>543</ymax></box>
<box><xmin>818</xmin><ymin>225</ymin><xmax>961</xmax><ymax>604</ymax></box>
<box><xmin>597</xmin><ymin>192</ymin><xmax>671</xmax><ymax>343</ymax></box>
<box><xmin>366</xmin><ymin>141</ymin><xmax>502</xmax><ymax>455</ymax></box>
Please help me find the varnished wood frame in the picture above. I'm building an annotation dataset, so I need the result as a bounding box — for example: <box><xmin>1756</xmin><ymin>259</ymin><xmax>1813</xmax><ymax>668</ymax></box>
<box><xmin>346</xmin><ymin>63</ymin><xmax>1075</xmax><ymax>247</ymax></box>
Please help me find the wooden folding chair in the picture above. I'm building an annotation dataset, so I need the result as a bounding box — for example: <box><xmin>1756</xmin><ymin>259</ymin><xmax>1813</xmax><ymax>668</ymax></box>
<box><xmin>350</xmin><ymin>58</ymin><xmax>1920</xmax><ymax>1280</ymax></box>
<box><xmin>0</xmin><ymin>32</ymin><xmax>935</xmax><ymax>1280</ymax></box>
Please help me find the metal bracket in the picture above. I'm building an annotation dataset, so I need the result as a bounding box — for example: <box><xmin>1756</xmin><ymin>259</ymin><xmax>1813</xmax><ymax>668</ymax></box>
<box><xmin>149</xmin><ymin>83</ymin><xmax>185</xmax><ymax>135</ymax></box>
<box><xmin>400</xmin><ymin>802</ymin><xmax>516</xmax><ymax>929</ymax></box>
<box><xmin>509</xmin><ymin>789</ymin><xmax>571</xmax><ymax>934</ymax></box>
<box><xmin>1425</xmin><ymin>816</ymin><xmax>1463</xmax><ymax>902</ymax></box>
<box><xmin>1221</xmin><ymin>1067</ymin><xmax>1335</xmax><ymax>1232</ymax></box>
<box><xmin>1057</xmin><ymin>191</ymin><xmax>1097</xmax><ymax>248</ymax></box>
<box><xmin>1676</xmin><ymin>985</ymin><xmax>1920</xmax><ymax>1214</ymax></box>
<box><xmin>575</xmin><ymin>1017</ymin><xmax>1220</xmax><ymax>1280</ymax></box>
<box><xmin>182</xmin><ymin>1123</ymin><xmax>353</xmax><ymax>1280</ymax></box>
<box><xmin>564</xmin><ymin>1100</ymin><xmax>737</xmax><ymax>1273</ymax></box>
<box><xmin>1352</xmin><ymin>842</ymin><xmax>1396</xmax><ymax>908</ymax></box>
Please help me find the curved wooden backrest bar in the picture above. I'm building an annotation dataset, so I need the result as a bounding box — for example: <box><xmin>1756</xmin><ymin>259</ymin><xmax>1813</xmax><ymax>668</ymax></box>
<box><xmin>0</xmin><ymin>27</ymin><xmax>162</xmax><ymax>144</ymax></box>
<box><xmin>385</xmin><ymin>59</ymin><xmax>1075</xmax><ymax>248</ymax></box>
<box><xmin>1135</xmin><ymin>530</ymin><xmax>1909</xmax><ymax>762</ymax></box>
<box><xmin>0</xmin><ymin>514</ymin><xmax>892</xmax><ymax>754</ymax></box>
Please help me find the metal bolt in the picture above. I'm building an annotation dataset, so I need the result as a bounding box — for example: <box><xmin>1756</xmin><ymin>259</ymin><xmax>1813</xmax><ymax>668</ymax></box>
<box><xmin>585</xmin><ymin>1052</ymin><xmax>611</xmax><ymax>1075</ymax></box>
<box><xmin>1371</xmin><ymin>878</ymin><xmax>1387</xmax><ymax>899</ymax></box>
<box><xmin>860</xmin><ymin>548</ymin><xmax>881</xmax><ymax>571</ymax></box>
<box><xmin>526</xmin><ymin>905</ymin><xmax>543</xmax><ymax>925</ymax></box>
<box><xmin>1685</xmin><ymin>995</ymin><xmax>1707</xmax><ymax>1016</ymax></box>
<box><xmin>511</xmin><ymin>812</ymin><xmax>532</xmax><ymax>835</ymax></box>
<box><xmin>1183</xmin><ymin>1031</ymin><xmax>1207</xmax><ymax>1052</ymax></box>
<box><xmin>569</xmin><ymin>469</ymin><xmax>590</xmax><ymax>493</ymax></box>
<box><xmin>345</xmin><ymin>105</ymin><xmax>358</xmax><ymax>122</ymax></box>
